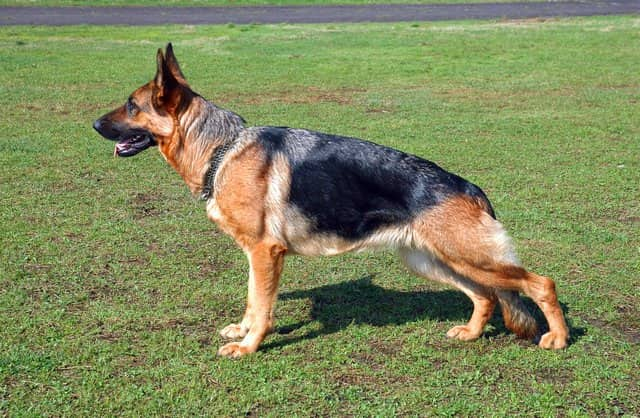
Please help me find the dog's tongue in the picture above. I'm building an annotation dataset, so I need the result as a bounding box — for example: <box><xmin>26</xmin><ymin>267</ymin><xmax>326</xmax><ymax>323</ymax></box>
<box><xmin>114</xmin><ymin>140</ymin><xmax>131</xmax><ymax>157</ymax></box>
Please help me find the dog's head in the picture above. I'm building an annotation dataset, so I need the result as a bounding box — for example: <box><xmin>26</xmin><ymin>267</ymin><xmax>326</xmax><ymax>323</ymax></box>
<box><xmin>93</xmin><ymin>43</ymin><xmax>192</xmax><ymax>157</ymax></box>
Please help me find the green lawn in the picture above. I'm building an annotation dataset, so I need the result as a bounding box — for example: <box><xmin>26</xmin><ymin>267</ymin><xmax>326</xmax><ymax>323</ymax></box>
<box><xmin>1</xmin><ymin>17</ymin><xmax>639</xmax><ymax>416</ymax></box>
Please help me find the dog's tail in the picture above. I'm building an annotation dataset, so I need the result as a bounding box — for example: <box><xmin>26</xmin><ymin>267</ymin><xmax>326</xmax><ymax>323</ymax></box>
<box><xmin>496</xmin><ymin>290</ymin><xmax>538</xmax><ymax>339</ymax></box>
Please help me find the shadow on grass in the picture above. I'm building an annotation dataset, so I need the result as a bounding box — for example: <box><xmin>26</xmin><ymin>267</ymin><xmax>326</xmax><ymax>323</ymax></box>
<box><xmin>262</xmin><ymin>276</ymin><xmax>584</xmax><ymax>351</ymax></box>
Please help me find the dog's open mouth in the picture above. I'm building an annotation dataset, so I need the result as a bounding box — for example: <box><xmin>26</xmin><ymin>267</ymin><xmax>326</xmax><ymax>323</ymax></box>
<box><xmin>114</xmin><ymin>131</ymin><xmax>156</xmax><ymax>157</ymax></box>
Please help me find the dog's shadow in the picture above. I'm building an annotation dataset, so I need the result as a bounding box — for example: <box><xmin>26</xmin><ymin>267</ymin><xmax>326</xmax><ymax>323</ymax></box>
<box><xmin>262</xmin><ymin>276</ymin><xmax>583</xmax><ymax>350</ymax></box>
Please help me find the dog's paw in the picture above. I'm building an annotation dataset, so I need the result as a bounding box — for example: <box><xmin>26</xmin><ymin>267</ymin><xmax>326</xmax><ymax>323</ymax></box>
<box><xmin>220</xmin><ymin>323</ymin><xmax>248</xmax><ymax>340</ymax></box>
<box><xmin>217</xmin><ymin>342</ymin><xmax>255</xmax><ymax>358</ymax></box>
<box><xmin>446</xmin><ymin>325</ymin><xmax>482</xmax><ymax>341</ymax></box>
<box><xmin>538</xmin><ymin>331</ymin><xmax>568</xmax><ymax>350</ymax></box>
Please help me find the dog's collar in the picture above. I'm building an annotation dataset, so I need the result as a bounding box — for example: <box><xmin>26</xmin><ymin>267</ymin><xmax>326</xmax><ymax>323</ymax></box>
<box><xmin>200</xmin><ymin>140</ymin><xmax>235</xmax><ymax>201</ymax></box>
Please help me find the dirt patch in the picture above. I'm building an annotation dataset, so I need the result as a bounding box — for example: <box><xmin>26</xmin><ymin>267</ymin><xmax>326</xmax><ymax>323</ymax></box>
<box><xmin>14</xmin><ymin>102</ymin><xmax>75</xmax><ymax>116</ymax></box>
<box><xmin>50</xmin><ymin>232</ymin><xmax>83</xmax><ymax>245</ymax></box>
<box><xmin>244</xmin><ymin>403</ymin><xmax>265</xmax><ymax>418</ymax></box>
<box><xmin>582</xmin><ymin>316</ymin><xmax>640</xmax><ymax>344</ymax></box>
<box><xmin>96</xmin><ymin>331</ymin><xmax>121</xmax><ymax>342</ymax></box>
<box><xmin>146</xmin><ymin>241</ymin><xmax>162</xmax><ymax>254</ymax></box>
<box><xmin>331</xmin><ymin>364</ymin><xmax>404</xmax><ymax>391</ymax></box>
<box><xmin>369</xmin><ymin>338</ymin><xmax>402</xmax><ymax>357</ymax></box>
<box><xmin>433</xmin><ymin>86</ymin><xmax>577</xmax><ymax>105</ymax></box>
<box><xmin>333</xmin><ymin>359</ymin><xmax>414</xmax><ymax>390</ymax></box>
<box><xmin>195</xmin><ymin>259</ymin><xmax>235</xmax><ymax>278</ymax></box>
<box><xmin>86</xmin><ymin>277</ymin><xmax>125</xmax><ymax>301</ymax></box>
<box><xmin>109</xmin><ymin>353</ymin><xmax>149</xmax><ymax>378</ymax></box>
<box><xmin>223</xmin><ymin>86</ymin><xmax>366</xmax><ymax>107</ymax></box>
<box><xmin>618</xmin><ymin>216</ymin><xmax>640</xmax><ymax>224</ymax></box>
<box><xmin>1</xmin><ymin>374</ymin><xmax>19</xmax><ymax>394</ymax></box>
<box><xmin>333</xmin><ymin>369</ymin><xmax>379</xmax><ymax>387</ymax></box>
<box><xmin>64</xmin><ymin>231</ymin><xmax>83</xmax><ymax>241</ymax></box>
<box><xmin>146</xmin><ymin>318</ymin><xmax>187</xmax><ymax>332</ymax></box>
<box><xmin>145</xmin><ymin>317</ymin><xmax>218</xmax><ymax>347</ymax></box>
<box><xmin>118</xmin><ymin>257</ymin><xmax>150</xmax><ymax>267</ymax></box>
<box><xmin>594</xmin><ymin>208</ymin><xmax>640</xmax><ymax>225</ymax></box>
<box><xmin>22</xmin><ymin>263</ymin><xmax>53</xmax><ymax>274</ymax></box>
<box><xmin>130</xmin><ymin>192</ymin><xmax>168</xmax><ymax>219</ymax></box>
<box><xmin>365</xmin><ymin>107</ymin><xmax>392</xmax><ymax>114</ymax></box>
<box><xmin>353</xmin><ymin>351</ymin><xmax>379</xmax><ymax>369</ymax></box>
<box><xmin>533</xmin><ymin>366</ymin><xmax>574</xmax><ymax>385</ymax></box>
<box><xmin>349</xmin><ymin>337</ymin><xmax>419</xmax><ymax>383</ymax></box>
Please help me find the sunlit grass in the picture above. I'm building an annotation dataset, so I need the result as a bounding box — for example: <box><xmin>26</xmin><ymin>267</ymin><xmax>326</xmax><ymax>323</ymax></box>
<box><xmin>1</xmin><ymin>17</ymin><xmax>639</xmax><ymax>416</ymax></box>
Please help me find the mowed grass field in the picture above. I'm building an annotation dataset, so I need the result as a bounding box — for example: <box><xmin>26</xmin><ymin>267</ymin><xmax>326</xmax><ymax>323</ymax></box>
<box><xmin>1</xmin><ymin>16</ymin><xmax>639</xmax><ymax>416</ymax></box>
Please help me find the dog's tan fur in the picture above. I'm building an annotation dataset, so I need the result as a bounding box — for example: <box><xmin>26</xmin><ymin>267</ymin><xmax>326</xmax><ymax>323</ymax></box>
<box><xmin>94</xmin><ymin>44</ymin><xmax>569</xmax><ymax>357</ymax></box>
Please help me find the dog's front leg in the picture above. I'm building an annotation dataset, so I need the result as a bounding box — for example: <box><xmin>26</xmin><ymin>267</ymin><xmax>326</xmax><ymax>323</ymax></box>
<box><xmin>218</xmin><ymin>239</ymin><xmax>286</xmax><ymax>358</ymax></box>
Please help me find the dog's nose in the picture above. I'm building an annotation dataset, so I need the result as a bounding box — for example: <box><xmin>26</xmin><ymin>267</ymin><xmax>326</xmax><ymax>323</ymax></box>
<box><xmin>93</xmin><ymin>119</ymin><xmax>103</xmax><ymax>133</ymax></box>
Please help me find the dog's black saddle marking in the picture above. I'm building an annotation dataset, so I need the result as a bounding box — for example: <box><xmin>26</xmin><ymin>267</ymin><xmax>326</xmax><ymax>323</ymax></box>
<box><xmin>254</xmin><ymin>127</ymin><xmax>494</xmax><ymax>240</ymax></box>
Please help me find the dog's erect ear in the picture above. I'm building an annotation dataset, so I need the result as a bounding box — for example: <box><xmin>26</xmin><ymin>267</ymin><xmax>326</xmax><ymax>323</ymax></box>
<box><xmin>155</xmin><ymin>43</ymin><xmax>187</xmax><ymax>89</ymax></box>
<box><xmin>154</xmin><ymin>47</ymin><xmax>168</xmax><ymax>90</ymax></box>
<box><xmin>164</xmin><ymin>43</ymin><xmax>187</xmax><ymax>84</ymax></box>
<box><xmin>154</xmin><ymin>43</ymin><xmax>190</xmax><ymax>109</ymax></box>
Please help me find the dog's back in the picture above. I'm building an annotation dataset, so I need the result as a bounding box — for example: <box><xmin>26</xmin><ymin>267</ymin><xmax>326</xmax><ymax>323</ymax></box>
<box><xmin>249</xmin><ymin>126</ymin><xmax>495</xmax><ymax>242</ymax></box>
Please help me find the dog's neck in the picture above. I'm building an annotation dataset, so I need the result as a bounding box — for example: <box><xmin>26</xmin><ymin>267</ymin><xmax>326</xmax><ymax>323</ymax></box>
<box><xmin>160</xmin><ymin>96</ymin><xmax>245</xmax><ymax>196</ymax></box>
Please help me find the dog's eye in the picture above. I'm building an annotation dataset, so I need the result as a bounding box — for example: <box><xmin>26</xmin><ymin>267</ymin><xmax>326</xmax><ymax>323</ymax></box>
<box><xmin>126</xmin><ymin>98</ymin><xmax>139</xmax><ymax>116</ymax></box>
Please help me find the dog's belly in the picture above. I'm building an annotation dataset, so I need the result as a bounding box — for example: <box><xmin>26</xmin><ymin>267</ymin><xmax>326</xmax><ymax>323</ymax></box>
<box><xmin>274</xmin><ymin>205</ymin><xmax>415</xmax><ymax>256</ymax></box>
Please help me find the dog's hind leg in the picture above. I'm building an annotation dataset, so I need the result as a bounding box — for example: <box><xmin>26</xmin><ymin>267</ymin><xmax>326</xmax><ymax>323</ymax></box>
<box><xmin>399</xmin><ymin>248</ymin><xmax>497</xmax><ymax>341</ymax></box>
<box><xmin>412</xmin><ymin>196</ymin><xmax>568</xmax><ymax>349</ymax></box>
<box><xmin>217</xmin><ymin>238</ymin><xmax>286</xmax><ymax>358</ymax></box>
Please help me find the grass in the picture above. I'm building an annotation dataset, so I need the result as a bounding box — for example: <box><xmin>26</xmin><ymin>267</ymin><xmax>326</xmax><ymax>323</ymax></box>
<box><xmin>1</xmin><ymin>16</ymin><xmax>639</xmax><ymax>416</ymax></box>
<box><xmin>0</xmin><ymin>0</ymin><xmax>548</xmax><ymax>7</ymax></box>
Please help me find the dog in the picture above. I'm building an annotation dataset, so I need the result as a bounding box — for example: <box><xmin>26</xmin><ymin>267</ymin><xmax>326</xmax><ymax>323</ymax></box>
<box><xmin>93</xmin><ymin>43</ymin><xmax>569</xmax><ymax>357</ymax></box>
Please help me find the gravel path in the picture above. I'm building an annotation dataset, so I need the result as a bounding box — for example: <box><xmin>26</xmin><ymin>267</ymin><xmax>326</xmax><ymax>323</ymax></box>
<box><xmin>1</xmin><ymin>1</ymin><xmax>638</xmax><ymax>26</ymax></box>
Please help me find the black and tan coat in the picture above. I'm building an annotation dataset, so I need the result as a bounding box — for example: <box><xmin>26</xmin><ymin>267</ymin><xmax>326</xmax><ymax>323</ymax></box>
<box><xmin>94</xmin><ymin>44</ymin><xmax>569</xmax><ymax>358</ymax></box>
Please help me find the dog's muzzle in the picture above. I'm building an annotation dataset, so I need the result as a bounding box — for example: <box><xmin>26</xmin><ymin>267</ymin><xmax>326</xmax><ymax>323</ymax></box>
<box><xmin>93</xmin><ymin>118</ymin><xmax>156</xmax><ymax>157</ymax></box>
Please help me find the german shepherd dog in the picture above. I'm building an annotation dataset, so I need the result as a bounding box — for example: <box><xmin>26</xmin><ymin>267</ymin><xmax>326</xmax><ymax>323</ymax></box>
<box><xmin>93</xmin><ymin>44</ymin><xmax>569</xmax><ymax>357</ymax></box>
